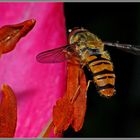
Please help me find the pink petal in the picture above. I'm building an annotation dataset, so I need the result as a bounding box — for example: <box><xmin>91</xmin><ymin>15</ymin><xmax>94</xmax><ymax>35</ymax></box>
<box><xmin>0</xmin><ymin>2</ymin><xmax>66</xmax><ymax>137</ymax></box>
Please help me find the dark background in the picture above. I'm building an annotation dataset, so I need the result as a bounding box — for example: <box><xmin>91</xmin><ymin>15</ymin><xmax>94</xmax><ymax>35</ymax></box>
<box><xmin>64</xmin><ymin>3</ymin><xmax>140</xmax><ymax>137</ymax></box>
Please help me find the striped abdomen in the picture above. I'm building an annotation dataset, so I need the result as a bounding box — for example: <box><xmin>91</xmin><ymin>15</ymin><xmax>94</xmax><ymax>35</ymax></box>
<box><xmin>87</xmin><ymin>54</ymin><xmax>116</xmax><ymax>97</ymax></box>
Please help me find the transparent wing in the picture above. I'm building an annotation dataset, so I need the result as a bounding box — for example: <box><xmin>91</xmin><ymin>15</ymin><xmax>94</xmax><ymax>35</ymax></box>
<box><xmin>36</xmin><ymin>44</ymin><xmax>78</xmax><ymax>63</ymax></box>
<box><xmin>104</xmin><ymin>41</ymin><xmax>140</xmax><ymax>55</ymax></box>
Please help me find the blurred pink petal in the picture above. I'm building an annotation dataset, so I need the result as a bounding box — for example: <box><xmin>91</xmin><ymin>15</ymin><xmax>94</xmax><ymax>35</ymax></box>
<box><xmin>0</xmin><ymin>2</ymin><xmax>67</xmax><ymax>137</ymax></box>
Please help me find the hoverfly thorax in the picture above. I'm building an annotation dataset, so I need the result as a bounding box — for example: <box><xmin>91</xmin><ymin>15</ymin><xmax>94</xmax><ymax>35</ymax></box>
<box><xmin>68</xmin><ymin>28</ymin><xmax>104</xmax><ymax>63</ymax></box>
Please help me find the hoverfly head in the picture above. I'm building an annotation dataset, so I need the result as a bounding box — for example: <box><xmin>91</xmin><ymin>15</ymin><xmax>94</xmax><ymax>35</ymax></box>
<box><xmin>68</xmin><ymin>27</ymin><xmax>88</xmax><ymax>45</ymax></box>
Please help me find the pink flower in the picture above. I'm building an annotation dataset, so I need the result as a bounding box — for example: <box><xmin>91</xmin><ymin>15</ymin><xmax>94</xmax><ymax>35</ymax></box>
<box><xmin>0</xmin><ymin>2</ymin><xmax>67</xmax><ymax>137</ymax></box>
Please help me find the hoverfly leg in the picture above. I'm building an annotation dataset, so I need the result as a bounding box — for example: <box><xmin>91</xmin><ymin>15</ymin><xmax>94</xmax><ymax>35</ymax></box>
<box><xmin>70</xmin><ymin>85</ymin><xmax>81</xmax><ymax>104</ymax></box>
<box><xmin>39</xmin><ymin>118</ymin><xmax>63</xmax><ymax>137</ymax></box>
<box><xmin>81</xmin><ymin>62</ymin><xmax>88</xmax><ymax>69</ymax></box>
<box><xmin>38</xmin><ymin>118</ymin><xmax>53</xmax><ymax>137</ymax></box>
<box><xmin>86</xmin><ymin>80</ymin><xmax>92</xmax><ymax>92</ymax></box>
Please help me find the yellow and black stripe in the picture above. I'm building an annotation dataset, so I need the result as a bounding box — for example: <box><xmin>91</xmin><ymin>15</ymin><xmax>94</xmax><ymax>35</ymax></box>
<box><xmin>87</xmin><ymin>54</ymin><xmax>116</xmax><ymax>97</ymax></box>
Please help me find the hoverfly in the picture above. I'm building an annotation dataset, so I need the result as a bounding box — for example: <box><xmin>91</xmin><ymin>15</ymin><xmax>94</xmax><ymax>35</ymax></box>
<box><xmin>37</xmin><ymin>27</ymin><xmax>140</xmax><ymax>136</ymax></box>
<box><xmin>36</xmin><ymin>27</ymin><xmax>140</xmax><ymax>97</ymax></box>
